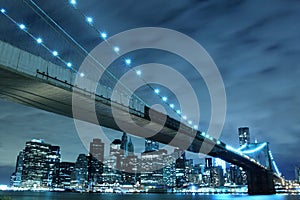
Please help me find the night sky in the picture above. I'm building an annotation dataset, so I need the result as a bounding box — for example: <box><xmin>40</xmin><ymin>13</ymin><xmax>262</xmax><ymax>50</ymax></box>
<box><xmin>0</xmin><ymin>0</ymin><xmax>300</xmax><ymax>185</ymax></box>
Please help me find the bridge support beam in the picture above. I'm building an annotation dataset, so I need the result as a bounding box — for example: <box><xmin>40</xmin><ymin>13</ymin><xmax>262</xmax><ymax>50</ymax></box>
<box><xmin>247</xmin><ymin>169</ymin><xmax>275</xmax><ymax>195</ymax></box>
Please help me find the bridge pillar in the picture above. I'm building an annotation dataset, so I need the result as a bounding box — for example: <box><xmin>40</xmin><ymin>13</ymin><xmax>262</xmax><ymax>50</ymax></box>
<box><xmin>247</xmin><ymin>169</ymin><xmax>275</xmax><ymax>195</ymax></box>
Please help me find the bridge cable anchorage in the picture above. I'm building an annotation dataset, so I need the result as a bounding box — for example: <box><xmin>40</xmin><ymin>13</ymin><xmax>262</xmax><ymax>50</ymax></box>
<box><xmin>64</xmin><ymin>0</ymin><xmax>205</xmax><ymax>129</ymax></box>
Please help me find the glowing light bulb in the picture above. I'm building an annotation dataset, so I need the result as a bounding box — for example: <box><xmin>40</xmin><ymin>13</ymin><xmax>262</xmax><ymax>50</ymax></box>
<box><xmin>170</xmin><ymin>104</ymin><xmax>174</xmax><ymax>108</ymax></box>
<box><xmin>19</xmin><ymin>24</ymin><xmax>26</xmax><ymax>30</ymax></box>
<box><xmin>1</xmin><ymin>8</ymin><xmax>6</xmax><ymax>13</ymax></box>
<box><xmin>67</xmin><ymin>62</ymin><xmax>72</xmax><ymax>67</ymax></box>
<box><xmin>86</xmin><ymin>17</ymin><xmax>93</xmax><ymax>24</ymax></box>
<box><xmin>36</xmin><ymin>38</ymin><xmax>42</xmax><ymax>44</ymax></box>
<box><xmin>80</xmin><ymin>73</ymin><xmax>85</xmax><ymax>77</ymax></box>
<box><xmin>183</xmin><ymin>115</ymin><xmax>187</xmax><ymax>120</ymax></box>
<box><xmin>113</xmin><ymin>46</ymin><xmax>120</xmax><ymax>53</ymax></box>
<box><xmin>154</xmin><ymin>89</ymin><xmax>160</xmax><ymax>94</ymax></box>
<box><xmin>136</xmin><ymin>70</ymin><xmax>141</xmax><ymax>76</ymax></box>
<box><xmin>52</xmin><ymin>51</ymin><xmax>58</xmax><ymax>56</ymax></box>
<box><xmin>162</xmin><ymin>96</ymin><xmax>167</xmax><ymax>102</ymax></box>
<box><xmin>101</xmin><ymin>32</ymin><xmax>107</xmax><ymax>39</ymax></box>
<box><xmin>125</xmin><ymin>59</ymin><xmax>131</xmax><ymax>65</ymax></box>
<box><xmin>193</xmin><ymin>125</ymin><xmax>198</xmax><ymax>129</ymax></box>
<box><xmin>70</xmin><ymin>0</ymin><xmax>76</xmax><ymax>5</ymax></box>
<box><xmin>188</xmin><ymin>120</ymin><xmax>192</xmax><ymax>125</ymax></box>
<box><xmin>176</xmin><ymin>110</ymin><xmax>181</xmax><ymax>114</ymax></box>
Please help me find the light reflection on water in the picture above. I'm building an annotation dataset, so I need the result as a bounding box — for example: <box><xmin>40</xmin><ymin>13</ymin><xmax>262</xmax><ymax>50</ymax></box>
<box><xmin>0</xmin><ymin>192</ymin><xmax>299</xmax><ymax>200</ymax></box>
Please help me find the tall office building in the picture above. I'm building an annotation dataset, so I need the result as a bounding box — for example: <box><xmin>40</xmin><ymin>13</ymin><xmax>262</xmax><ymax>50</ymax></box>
<box><xmin>10</xmin><ymin>151</ymin><xmax>24</xmax><ymax>187</ymax></box>
<box><xmin>110</xmin><ymin>139</ymin><xmax>122</xmax><ymax>169</ymax></box>
<box><xmin>205</xmin><ymin>158</ymin><xmax>213</xmax><ymax>169</ymax></box>
<box><xmin>21</xmin><ymin>139</ymin><xmax>61</xmax><ymax>188</ymax></box>
<box><xmin>162</xmin><ymin>154</ymin><xmax>176</xmax><ymax>187</ymax></box>
<box><xmin>48</xmin><ymin>146</ymin><xmax>61</xmax><ymax>187</ymax></box>
<box><xmin>214</xmin><ymin>158</ymin><xmax>226</xmax><ymax>174</ymax></box>
<box><xmin>145</xmin><ymin>139</ymin><xmax>159</xmax><ymax>152</ymax></box>
<box><xmin>127</xmin><ymin>137</ymin><xmax>134</xmax><ymax>156</ymax></box>
<box><xmin>141</xmin><ymin>149</ymin><xmax>167</xmax><ymax>186</ymax></box>
<box><xmin>120</xmin><ymin>132</ymin><xmax>128</xmax><ymax>157</ymax></box>
<box><xmin>53</xmin><ymin>162</ymin><xmax>75</xmax><ymax>189</ymax></box>
<box><xmin>295</xmin><ymin>166</ymin><xmax>300</xmax><ymax>183</ymax></box>
<box><xmin>88</xmin><ymin>138</ymin><xmax>104</xmax><ymax>187</ymax></box>
<box><xmin>174</xmin><ymin>149</ymin><xmax>187</xmax><ymax>187</ymax></box>
<box><xmin>71</xmin><ymin>154</ymin><xmax>89</xmax><ymax>190</ymax></box>
<box><xmin>89</xmin><ymin>138</ymin><xmax>104</xmax><ymax>163</ymax></box>
<box><xmin>210</xmin><ymin>166</ymin><xmax>224</xmax><ymax>187</ymax></box>
<box><xmin>238</xmin><ymin>127</ymin><xmax>250</xmax><ymax>146</ymax></box>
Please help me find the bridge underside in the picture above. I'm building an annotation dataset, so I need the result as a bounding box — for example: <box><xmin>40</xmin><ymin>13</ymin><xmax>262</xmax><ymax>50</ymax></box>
<box><xmin>0</xmin><ymin>64</ymin><xmax>277</xmax><ymax>195</ymax></box>
<box><xmin>0</xmin><ymin>64</ymin><xmax>198</xmax><ymax>150</ymax></box>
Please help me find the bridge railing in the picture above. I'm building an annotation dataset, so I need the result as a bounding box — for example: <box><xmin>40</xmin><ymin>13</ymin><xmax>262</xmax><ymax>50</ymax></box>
<box><xmin>0</xmin><ymin>40</ymin><xmax>146</xmax><ymax>115</ymax></box>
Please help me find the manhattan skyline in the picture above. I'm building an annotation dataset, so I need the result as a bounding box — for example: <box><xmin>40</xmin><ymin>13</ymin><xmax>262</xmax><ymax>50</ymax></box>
<box><xmin>0</xmin><ymin>0</ymin><xmax>300</xmax><ymax>186</ymax></box>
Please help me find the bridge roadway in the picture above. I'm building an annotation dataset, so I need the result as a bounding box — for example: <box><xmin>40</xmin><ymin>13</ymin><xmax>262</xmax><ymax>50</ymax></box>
<box><xmin>0</xmin><ymin>41</ymin><xmax>278</xmax><ymax>194</ymax></box>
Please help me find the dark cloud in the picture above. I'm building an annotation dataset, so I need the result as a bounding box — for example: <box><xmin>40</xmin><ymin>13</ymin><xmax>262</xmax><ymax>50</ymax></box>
<box><xmin>0</xmin><ymin>0</ymin><xmax>300</xmax><ymax>184</ymax></box>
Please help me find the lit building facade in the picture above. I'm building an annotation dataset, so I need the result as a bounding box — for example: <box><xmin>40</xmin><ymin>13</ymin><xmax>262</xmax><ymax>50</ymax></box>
<box><xmin>53</xmin><ymin>162</ymin><xmax>75</xmax><ymax>189</ymax></box>
<box><xmin>88</xmin><ymin>138</ymin><xmax>104</xmax><ymax>187</ymax></box>
<box><xmin>21</xmin><ymin>139</ymin><xmax>61</xmax><ymax>188</ymax></box>
<box><xmin>238</xmin><ymin>127</ymin><xmax>250</xmax><ymax>146</ymax></box>
<box><xmin>10</xmin><ymin>151</ymin><xmax>24</xmax><ymax>187</ymax></box>
<box><xmin>145</xmin><ymin>139</ymin><xmax>159</xmax><ymax>152</ymax></box>
<box><xmin>140</xmin><ymin>149</ymin><xmax>167</xmax><ymax>186</ymax></box>
<box><xmin>71</xmin><ymin>154</ymin><xmax>89</xmax><ymax>190</ymax></box>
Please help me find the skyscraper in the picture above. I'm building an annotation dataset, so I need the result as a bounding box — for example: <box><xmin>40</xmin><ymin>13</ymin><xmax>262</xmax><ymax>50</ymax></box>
<box><xmin>89</xmin><ymin>138</ymin><xmax>104</xmax><ymax>163</ymax></box>
<box><xmin>141</xmin><ymin>149</ymin><xmax>167</xmax><ymax>186</ymax></box>
<box><xmin>238</xmin><ymin>127</ymin><xmax>250</xmax><ymax>146</ymax></box>
<box><xmin>10</xmin><ymin>151</ymin><xmax>24</xmax><ymax>187</ymax></box>
<box><xmin>53</xmin><ymin>162</ymin><xmax>75</xmax><ymax>189</ymax></box>
<box><xmin>48</xmin><ymin>146</ymin><xmax>61</xmax><ymax>187</ymax></box>
<box><xmin>88</xmin><ymin>138</ymin><xmax>104</xmax><ymax>187</ymax></box>
<box><xmin>127</xmin><ymin>137</ymin><xmax>134</xmax><ymax>156</ymax></box>
<box><xmin>120</xmin><ymin>132</ymin><xmax>128</xmax><ymax>157</ymax></box>
<box><xmin>205</xmin><ymin>158</ymin><xmax>213</xmax><ymax>169</ymax></box>
<box><xmin>21</xmin><ymin>139</ymin><xmax>61</xmax><ymax>188</ymax></box>
<box><xmin>71</xmin><ymin>154</ymin><xmax>89</xmax><ymax>190</ymax></box>
<box><xmin>295</xmin><ymin>166</ymin><xmax>300</xmax><ymax>183</ymax></box>
<box><xmin>174</xmin><ymin>149</ymin><xmax>187</xmax><ymax>187</ymax></box>
<box><xmin>110</xmin><ymin>139</ymin><xmax>122</xmax><ymax>169</ymax></box>
<box><xmin>145</xmin><ymin>139</ymin><xmax>159</xmax><ymax>152</ymax></box>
